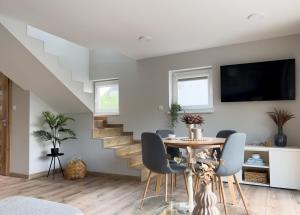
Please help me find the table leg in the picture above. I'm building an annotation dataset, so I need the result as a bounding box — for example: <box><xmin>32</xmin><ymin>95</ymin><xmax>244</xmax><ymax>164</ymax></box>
<box><xmin>57</xmin><ymin>156</ymin><xmax>64</xmax><ymax>177</ymax></box>
<box><xmin>53</xmin><ymin>156</ymin><xmax>56</xmax><ymax>180</ymax></box>
<box><xmin>47</xmin><ymin>157</ymin><xmax>53</xmax><ymax>177</ymax></box>
<box><xmin>186</xmin><ymin>146</ymin><xmax>194</xmax><ymax>212</ymax></box>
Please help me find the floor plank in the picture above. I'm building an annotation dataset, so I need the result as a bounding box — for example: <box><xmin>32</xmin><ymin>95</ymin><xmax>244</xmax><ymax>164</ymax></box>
<box><xmin>0</xmin><ymin>175</ymin><xmax>299</xmax><ymax>215</ymax></box>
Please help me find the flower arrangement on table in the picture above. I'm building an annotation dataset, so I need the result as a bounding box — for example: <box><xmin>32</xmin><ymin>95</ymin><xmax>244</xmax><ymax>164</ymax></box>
<box><xmin>181</xmin><ymin>113</ymin><xmax>205</xmax><ymax>140</ymax></box>
<box><xmin>192</xmin><ymin>149</ymin><xmax>220</xmax><ymax>215</ymax></box>
<box><xmin>193</xmin><ymin>149</ymin><xmax>218</xmax><ymax>185</ymax></box>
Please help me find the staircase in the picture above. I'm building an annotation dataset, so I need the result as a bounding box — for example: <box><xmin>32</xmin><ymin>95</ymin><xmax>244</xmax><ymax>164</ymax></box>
<box><xmin>93</xmin><ymin>116</ymin><xmax>150</xmax><ymax>181</ymax></box>
<box><xmin>0</xmin><ymin>15</ymin><xmax>93</xmax><ymax>113</ymax></box>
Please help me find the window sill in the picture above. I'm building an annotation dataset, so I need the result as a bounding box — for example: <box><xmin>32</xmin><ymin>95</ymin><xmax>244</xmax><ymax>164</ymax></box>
<box><xmin>168</xmin><ymin>108</ymin><xmax>214</xmax><ymax>114</ymax></box>
<box><xmin>177</xmin><ymin>108</ymin><xmax>215</xmax><ymax>114</ymax></box>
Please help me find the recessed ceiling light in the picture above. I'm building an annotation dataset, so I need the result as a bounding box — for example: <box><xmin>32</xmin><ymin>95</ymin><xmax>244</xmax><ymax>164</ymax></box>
<box><xmin>247</xmin><ymin>13</ymin><xmax>265</xmax><ymax>20</ymax></box>
<box><xmin>138</xmin><ymin>35</ymin><xmax>153</xmax><ymax>42</ymax></box>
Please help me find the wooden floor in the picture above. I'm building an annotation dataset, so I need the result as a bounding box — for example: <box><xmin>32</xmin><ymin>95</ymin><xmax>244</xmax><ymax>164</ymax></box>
<box><xmin>0</xmin><ymin>174</ymin><xmax>299</xmax><ymax>215</ymax></box>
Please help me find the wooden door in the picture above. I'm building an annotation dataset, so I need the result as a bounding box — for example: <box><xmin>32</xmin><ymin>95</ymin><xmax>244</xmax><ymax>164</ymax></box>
<box><xmin>0</xmin><ymin>72</ymin><xmax>9</xmax><ymax>175</ymax></box>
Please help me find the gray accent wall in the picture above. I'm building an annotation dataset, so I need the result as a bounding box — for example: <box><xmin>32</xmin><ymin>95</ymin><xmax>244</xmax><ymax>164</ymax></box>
<box><xmin>90</xmin><ymin>35</ymin><xmax>300</xmax><ymax>146</ymax></box>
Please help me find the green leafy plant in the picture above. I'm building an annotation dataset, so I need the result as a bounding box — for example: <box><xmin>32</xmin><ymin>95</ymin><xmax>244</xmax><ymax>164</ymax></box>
<box><xmin>34</xmin><ymin>111</ymin><xmax>76</xmax><ymax>148</ymax></box>
<box><xmin>170</xmin><ymin>103</ymin><xmax>182</xmax><ymax>129</ymax></box>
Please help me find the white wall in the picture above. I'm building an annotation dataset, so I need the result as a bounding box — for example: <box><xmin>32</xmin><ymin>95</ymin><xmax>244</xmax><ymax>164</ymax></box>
<box><xmin>60</xmin><ymin>113</ymin><xmax>139</xmax><ymax>176</ymax></box>
<box><xmin>90</xmin><ymin>35</ymin><xmax>300</xmax><ymax>146</ymax></box>
<box><xmin>29</xmin><ymin>92</ymin><xmax>57</xmax><ymax>174</ymax></box>
<box><xmin>10</xmin><ymin>83</ymin><xmax>30</xmax><ymax>175</ymax></box>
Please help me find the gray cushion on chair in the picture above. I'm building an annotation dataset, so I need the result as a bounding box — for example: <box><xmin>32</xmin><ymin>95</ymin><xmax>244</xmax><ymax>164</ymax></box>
<box><xmin>0</xmin><ymin>196</ymin><xmax>83</xmax><ymax>215</ymax></box>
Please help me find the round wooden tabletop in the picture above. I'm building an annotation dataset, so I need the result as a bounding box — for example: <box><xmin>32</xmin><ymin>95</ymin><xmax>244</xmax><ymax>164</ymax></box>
<box><xmin>163</xmin><ymin>137</ymin><xmax>226</xmax><ymax>149</ymax></box>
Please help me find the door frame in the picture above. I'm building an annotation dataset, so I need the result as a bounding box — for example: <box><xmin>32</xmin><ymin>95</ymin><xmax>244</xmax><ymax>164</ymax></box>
<box><xmin>0</xmin><ymin>73</ymin><xmax>11</xmax><ymax>176</ymax></box>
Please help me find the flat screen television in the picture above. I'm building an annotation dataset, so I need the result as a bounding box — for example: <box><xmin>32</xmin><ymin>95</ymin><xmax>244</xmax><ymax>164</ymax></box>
<box><xmin>220</xmin><ymin>59</ymin><xmax>295</xmax><ymax>102</ymax></box>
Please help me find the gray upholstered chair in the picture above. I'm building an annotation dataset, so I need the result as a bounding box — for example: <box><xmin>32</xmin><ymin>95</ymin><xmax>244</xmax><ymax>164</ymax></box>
<box><xmin>141</xmin><ymin>132</ymin><xmax>188</xmax><ymax>203</ymax></box>
<box><xmin>213</xmin><ymin>130</ymin><xmax>237</xmax><ymax>160</ymax></box>
<box><xmin>156</xmin><ymin>129</ymin><xmax>181</xmax><ymax>160</ymax></box>
<box><xmin>215</xmin><ymin>133</ymin><xmax>249</xmax><ymax>215</ymax></box>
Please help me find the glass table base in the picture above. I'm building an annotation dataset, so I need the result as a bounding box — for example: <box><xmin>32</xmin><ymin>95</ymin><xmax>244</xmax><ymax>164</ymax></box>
<box><xmin>133</xmin><ymin>195</ymin><xmax>257</xmax><ymax>215</ymax></box>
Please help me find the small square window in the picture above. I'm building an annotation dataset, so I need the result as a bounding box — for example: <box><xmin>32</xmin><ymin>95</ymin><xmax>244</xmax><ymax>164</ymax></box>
<box><xmin>94</xmin><ymin>80</ymin><xmax>119</xmax><ymax>115</ymax></box>
<box><xmin>169</xmin><ymin>67</ymin><xmax>213</xmax><ymax>113</ymax></box>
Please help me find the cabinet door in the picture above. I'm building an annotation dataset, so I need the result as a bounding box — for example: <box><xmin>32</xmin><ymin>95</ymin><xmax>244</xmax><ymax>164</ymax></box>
<box><xmin>270</xmin><ymin>150</ymin><xmax>300</xmax><ymax>190</ymax></box>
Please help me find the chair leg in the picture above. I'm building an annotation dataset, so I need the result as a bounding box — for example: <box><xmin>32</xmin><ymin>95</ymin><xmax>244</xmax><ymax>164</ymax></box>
<box><xmin>171</xmin><ymin>174</ymin><xmax>174</xmax><ymax>194</ymax></box>
<box><xmin>233</xmin><ymin>175</ymin><xmax>250</xmax><ymax>215</ymax></box>
<box><xmin>174</xmin><ymin>174</ymin><xmax>177</xmax><ymax>187</ymax></box>
<box><xmin>219</xmin><ymin>176</ymin><xmax>228</xmax><ymax>215</ymax></box>
<box><xmin>141</xmin><ymin>171</ymin><xmax>152</xmax><ymax>207</ymax></box>
<box><xmin>155</xmin><ymin>174</ymin><xmax>162</xmax><ymax>195</ymax></box>
<box><xmin>227</xmin><ymin>176</ymin><xmax>237</xmax><ymax>205</ymax></box>
<box><xmin>212</xmin><ymin>176</ymin><xmax>215</xmax><ymax>193</ymax></box>
<box><xmin>183</xmin><ymin>172</ymin><xmax>189</xmax><ymax>196</ymax></box>
<box><xmin>165</xmin><ymin>174</ymin><xmax>168</xmax><ymax>202</ymax></box>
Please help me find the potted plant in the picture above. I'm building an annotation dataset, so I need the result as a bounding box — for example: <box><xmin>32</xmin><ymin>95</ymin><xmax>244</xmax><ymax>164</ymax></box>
<box><xmin>170</xmin><ymin>103</ymin><xmax>182</xmax><ymax>129</ymax></box>
<box><xmin>181</xmin><ymin>113</ymin><xmax>205</xmax><ymax>139</ymax></box>
<box><xmin>267</xmin><ymin>108</ymin><xmax>294</xmax><ymax>147</ymax></box>
<box><xmin>34</xmin><ymin>111</ymin><xmax>77</xmax><ymax>154</ymax></box>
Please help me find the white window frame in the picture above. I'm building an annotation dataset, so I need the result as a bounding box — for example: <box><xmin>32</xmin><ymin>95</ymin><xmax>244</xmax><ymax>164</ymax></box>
<box><xmin>169</xmin><ymin>66</ymin><xmax>214</xmax><ymax>113</ymax></box>
<box><xmin>94</xmin><ymin>79</ymin><xmax>119</xmax><ymax>116</ymax></box>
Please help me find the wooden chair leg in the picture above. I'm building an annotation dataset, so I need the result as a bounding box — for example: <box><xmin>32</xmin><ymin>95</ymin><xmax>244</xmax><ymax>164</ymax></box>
<box><xmin>171</xmin><ymin>174</ymin><xmax>174</xmax><ymax>194</ymax></box>
<box><xmin>141</xmin><ymin>171</ymin><xmax>152</xmax><ymax>207</ymax></box>
<box><xmin>227</xmin><ymin>176</ymin><xmax>237</xmax><ymax>205</ymax></box>
<box><xmin>165</xmin><ymin>174</ymin><xmax>168</xmax><ymax>202</ymax></box>
<box><xmin>233</xmin><ymin>175</ymin><xmax>250</xmax><ymax>215</ymax></box>
<box><xmin>155</xmin><ymin>174</ymin><xmax>162</xmax><ymax>195</ymax></box>
<box><xmin>219</xmin><ymin>176</ymin><xmax>228</xmax><ymax>215</ymax></box>
<box><xmin>174</xmin><ymin>174</ymin><xmax>177</xmax><ymax>187</ymax></box>
<box><xmin>183</xmin><ymin>172</ymin><xmax>189</xmax><ymax>196</ymax></box>
<box><xmin>212</xmin><ymin>176</ymin><xmax>215</xmax><ymax>193</ymax></box>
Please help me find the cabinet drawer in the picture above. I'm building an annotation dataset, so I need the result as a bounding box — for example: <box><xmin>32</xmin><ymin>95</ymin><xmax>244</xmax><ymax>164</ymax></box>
<box><xmin>270</xmin><ymin>150</ymin><xmax>300</xmax><ymax>190</ymax></box>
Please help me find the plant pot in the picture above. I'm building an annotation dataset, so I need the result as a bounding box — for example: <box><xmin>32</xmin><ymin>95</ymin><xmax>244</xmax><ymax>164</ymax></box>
<box><xmin>274</xmin><ymin>127</ymin><xmax>287</xmax><ymax>147</ymax></box>
<box><xmin>51</xmin><ymin>148</ymin><xmax>59</xmax><ymax>155</ymax></box>
<box><xmin>187</xmin><ymin>124</ymin><xmax>196</xmax><ymax>139</ymax></box>
<box><xmin>193</xmin><ymin>183</ymin><xmax>220</xmax><ymax>215</ymax></box>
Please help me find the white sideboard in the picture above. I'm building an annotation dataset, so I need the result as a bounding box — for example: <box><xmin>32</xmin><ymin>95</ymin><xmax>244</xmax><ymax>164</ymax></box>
<box><xmin>236</xmin><ymin>146</ymin><xmax>300</xmax><ymax>190</ymax></box>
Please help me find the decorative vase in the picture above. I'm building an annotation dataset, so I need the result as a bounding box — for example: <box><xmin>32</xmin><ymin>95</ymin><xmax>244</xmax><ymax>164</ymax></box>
<box><xmin>192</xmin><ymin>128</ymin><xmax>203</xmax><ymax>140</ymax></box>
<box><xmin>193</xmin><ymin>183</ymin><xmax>220</xmax><ymax>215</ymax></box>
<box><xmin>274</xmin><ymin>127</ymin><xmax>287</xmax><ymax>147</ymax></box>
<box><xmin>187</xmin><ymin>124</ymin><xmax>196</xmax><ymax>139</ymax></box>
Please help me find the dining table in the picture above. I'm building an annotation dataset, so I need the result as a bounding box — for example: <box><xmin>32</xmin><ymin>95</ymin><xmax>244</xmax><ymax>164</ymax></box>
<box><xmin>163</xmin><ymin>137</ymin><xmax>226</xmax><ymax>212</ymax></box>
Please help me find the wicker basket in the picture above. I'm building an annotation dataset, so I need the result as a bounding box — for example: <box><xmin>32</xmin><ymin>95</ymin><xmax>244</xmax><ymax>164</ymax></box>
<box><xmin>244</xmin><ymin>170</ymin><xmax>268</xmax><ymax>184</ymax></box>
<box><xmin>64</xmin><ymin>159</ymin><xmax>87</xmax><ymax>180</ymax></box>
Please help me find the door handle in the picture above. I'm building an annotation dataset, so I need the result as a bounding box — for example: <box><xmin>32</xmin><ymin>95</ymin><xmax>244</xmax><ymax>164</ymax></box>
<box><xmin>2</xmin><ymin>119</ymin><xmax>7</xmax><ymax>127</ymax></box>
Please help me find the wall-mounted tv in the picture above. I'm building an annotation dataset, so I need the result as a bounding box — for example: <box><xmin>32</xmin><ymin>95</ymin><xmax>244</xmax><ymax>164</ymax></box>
<box><xmin>220</xmin><ymin>59</ymin><xmax>295</xmax><ymax>102</ymax></box>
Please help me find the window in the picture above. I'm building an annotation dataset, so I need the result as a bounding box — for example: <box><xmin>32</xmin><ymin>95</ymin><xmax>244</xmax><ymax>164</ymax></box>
<box><xmin>169</xmin><ymin>67</ymin><xmax>213</xmax><ymax>113</ymax></box>
<box><xmin>94</xmin><ymin>79</ymin><xmax>119</xmax><ymax>115</ymax></box>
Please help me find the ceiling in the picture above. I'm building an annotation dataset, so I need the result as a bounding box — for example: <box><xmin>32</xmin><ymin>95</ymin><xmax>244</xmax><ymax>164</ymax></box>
<box><xmin>1</xmin><ymin>0</ymin><xmax>300</xmax><ymax>59</ymax></box>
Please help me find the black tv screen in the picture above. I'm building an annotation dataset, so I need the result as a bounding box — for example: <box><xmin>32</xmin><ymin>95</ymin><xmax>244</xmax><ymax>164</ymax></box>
<box><xmin>221</xmin><ymin>59</ymin><xmax>295</xmax><ymax>102</ymax></box>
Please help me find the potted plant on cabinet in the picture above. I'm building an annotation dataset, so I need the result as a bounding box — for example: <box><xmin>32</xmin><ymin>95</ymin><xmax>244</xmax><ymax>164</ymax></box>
<box><xmin>34</xmin><ymin>111</ymin><xmax>76</xmax><ymax>155</ymax></box>
<box><xmin>267</xmin><ymin>108</ymin><xmax>294</xmax><ymax>147</ymax></box>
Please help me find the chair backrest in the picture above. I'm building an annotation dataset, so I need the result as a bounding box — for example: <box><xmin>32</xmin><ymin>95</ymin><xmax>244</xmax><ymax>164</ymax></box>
<box><xmin>141</xmin><ymin>132</ymin><xmax>169</xmax><ymax>173</ymax></box>
<box><xmin>156</xmin><ymin>129</ymin><xmax>181</xmax><ymax>158</ymax></box>
<box><xmin>216</xmin><ymin>133</ymin><xmax>246</xmax><ymax>176</ymax></box>
<box><xmin>156</xmin><ymin>129</ymin><xmax>173</xmax><ymax>138</ymax></box>
<box><xmin>216</xmin><ymin>130</ymin><xmax>236</xmax><ymax>138</ymax></box>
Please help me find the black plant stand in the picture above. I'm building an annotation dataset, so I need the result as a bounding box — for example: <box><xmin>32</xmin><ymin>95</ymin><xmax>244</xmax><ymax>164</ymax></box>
<box><xmin>46</xmin><ymin>152</ymin><xmax>64</xmax><ymax>179</ymax></box>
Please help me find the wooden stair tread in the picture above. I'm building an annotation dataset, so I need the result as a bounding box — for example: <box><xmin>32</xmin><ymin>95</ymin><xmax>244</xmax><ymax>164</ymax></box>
<box><xmin>93</xmin><ymin>117</ymin><xmax>147</xmax><ymax>181</ymax></box>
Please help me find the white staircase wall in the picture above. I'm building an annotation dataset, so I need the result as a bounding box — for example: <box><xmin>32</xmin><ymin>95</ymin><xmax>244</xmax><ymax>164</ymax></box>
<box><xmin>0</xmin><ymin>21</ymin><xmax>91</xmax><ymax>113</ymax></box>
<box><xmin>27</xmin><ymin>25</ymin><xmax>93</xmax><ymax>93</ymax></box>
<box><xmin>0</xmin><ymin>15</ymin><xmax>93</xmax><ymax>112</ymax></box>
